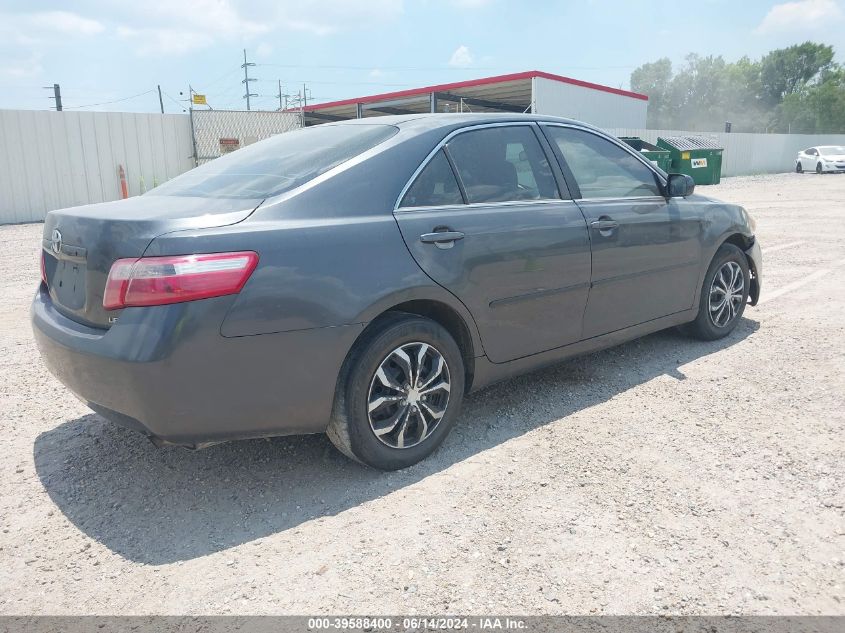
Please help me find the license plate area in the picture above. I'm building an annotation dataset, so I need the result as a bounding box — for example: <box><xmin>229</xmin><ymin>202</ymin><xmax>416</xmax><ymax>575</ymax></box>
<box><xmin>52</xmin><ymin>257</ymin><xmax>87</xmax><ymax>311</ymax></box>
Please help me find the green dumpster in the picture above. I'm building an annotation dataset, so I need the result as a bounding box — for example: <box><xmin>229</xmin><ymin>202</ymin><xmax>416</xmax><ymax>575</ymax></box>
<box><xmin>656</xmin><ymin>135</ymin><xmax>723</xmax><ymax>185</ymax></box>
<box><xmin>618</xmin><ymin>137</ymin><xmax>672</xmax><ymax>172</ymax></box>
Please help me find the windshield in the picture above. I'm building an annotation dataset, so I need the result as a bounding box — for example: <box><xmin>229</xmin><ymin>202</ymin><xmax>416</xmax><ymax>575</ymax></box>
<box><xmin>819</xmin><ymin>146</ymin><xmax>845</xmax><ymax>155</ymax></box>
<box><xmin>148</xmin><ymin>124</ymin><xmax>398</xmax><ymax>199</ymax></box>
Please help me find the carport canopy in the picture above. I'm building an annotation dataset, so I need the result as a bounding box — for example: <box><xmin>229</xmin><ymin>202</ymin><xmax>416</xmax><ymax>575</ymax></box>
<box><xmin>296</xmin><ymin>71</ymin><xmax>543</xmax><ymax>126</ymax></box>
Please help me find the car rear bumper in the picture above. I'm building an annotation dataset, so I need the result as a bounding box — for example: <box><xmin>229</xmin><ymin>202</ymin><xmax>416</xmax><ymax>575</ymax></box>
<box><xmin>746</xmin><ymin>239</ymin><xmax>762</xmax><ymax>306</ymax></box>
<box><xmin>31</xmin><ymin>287</ymin><xmax>363</xmax><ymax>447</ymax></box>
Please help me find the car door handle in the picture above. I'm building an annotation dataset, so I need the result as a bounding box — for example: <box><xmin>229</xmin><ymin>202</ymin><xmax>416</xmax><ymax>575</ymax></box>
<box><xmin>420</xmin><ymin>231</ymin><xmax>465</xmax><ymax>244</ymax></box>
<box><xmin>590</xmin><ymin>219</ymin><xmax>619</xmax><ymax>231</ymax></box>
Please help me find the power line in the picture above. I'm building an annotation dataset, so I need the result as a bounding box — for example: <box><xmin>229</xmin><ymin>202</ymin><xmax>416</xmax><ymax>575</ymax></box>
<box><xmin>254</xmin><ymin>79</ymin><xmax>419</xmax><ymax>87</ymax></box>
<box><xmin>256</xmin><ymin>63</ymin><xmax>638</xmax><ymax>71</ymax></box>
<box><xmin>162</xmin><ymin>90</ymin><xmax>187</xmax><ymax>112</ymax></box>
<box><xmin>64</xmin><ymin>89</ymin><xmax>156</xmax><ymax>109</ymax></box>
<box><xmin>199</xmin><ymin>67</ymin><xmax>241</xmax><ymax>91</ymax></box>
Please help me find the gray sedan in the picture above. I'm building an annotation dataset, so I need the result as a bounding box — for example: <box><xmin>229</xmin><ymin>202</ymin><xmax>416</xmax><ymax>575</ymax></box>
<box><xmin>32</xmin><ymin>114</ymin><xmax>762</xmax><ymax>470</ymax></box>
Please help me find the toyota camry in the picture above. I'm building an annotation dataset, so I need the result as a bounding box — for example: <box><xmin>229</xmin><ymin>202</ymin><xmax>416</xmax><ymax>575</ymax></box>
<box><xmin>33</xmin><ymin>114</ymin><xmax>762</xmax><ymax>469</ymax></box>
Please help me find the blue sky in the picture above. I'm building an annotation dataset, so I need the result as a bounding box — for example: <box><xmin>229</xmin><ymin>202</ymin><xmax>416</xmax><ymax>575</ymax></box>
<box><xmin>1</xmin><ymin>0</ymin><xmax>843</xmax><ymax>112</ymax></box>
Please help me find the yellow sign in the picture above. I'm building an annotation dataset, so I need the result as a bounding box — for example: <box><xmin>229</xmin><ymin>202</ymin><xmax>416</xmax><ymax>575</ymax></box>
<box><xmin>192</xmin><ymin>94</ymin><xmax>207</xmax><ymax>105</ymax></box>
<box><xmin>681</xmin><ymin>151</ymin><xmax>690</xmax><ymax>160</ymax></box>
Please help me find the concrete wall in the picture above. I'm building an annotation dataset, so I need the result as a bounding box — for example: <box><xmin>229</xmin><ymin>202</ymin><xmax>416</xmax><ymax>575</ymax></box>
<box><xmin>534</xmin><ymin>76</ymin><xmax>648</xmax><ymax>129</ymax></box>
<box><xmin>606</xmin><ymin>127</ymin><xmax>845</xmax><ymax>178</ymax></box>
<box><xmin>0</xmin><ymin>110</ymin><xmax>193</xmax><ymax>224</ymax></box>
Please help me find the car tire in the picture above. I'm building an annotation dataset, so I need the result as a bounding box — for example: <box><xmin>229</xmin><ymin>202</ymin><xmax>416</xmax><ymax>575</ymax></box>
<box><xmin>817</xmin><ymin>162</ymin><xmax>824</xmax><ymax>174</ymax></box>
<box><xmin>327</xmin><ymin>312</ymin><xmax>465</xmax><ymax>470</ymax></box>
<box><xmin>796</xmin><ymin>162</ymin><xmax>803</xmax><ymax>173</ymax></box>
<box><xmin>683</xmin><ymin>243</ymin><xmax>750</xmax><ymax>341</ymax></box>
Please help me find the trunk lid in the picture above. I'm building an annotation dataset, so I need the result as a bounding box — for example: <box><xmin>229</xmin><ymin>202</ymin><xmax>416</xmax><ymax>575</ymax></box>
<box><xmin>41</xmin><ymin>195</ymin><xmax>262</xmax><ymax>329</ymax></box>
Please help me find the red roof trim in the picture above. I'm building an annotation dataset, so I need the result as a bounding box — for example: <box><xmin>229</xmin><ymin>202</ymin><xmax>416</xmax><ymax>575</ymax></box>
<box><xmin>300</xmin><ymin>70</ymin><xmax>648</xmax><ymax>112</ymax></box>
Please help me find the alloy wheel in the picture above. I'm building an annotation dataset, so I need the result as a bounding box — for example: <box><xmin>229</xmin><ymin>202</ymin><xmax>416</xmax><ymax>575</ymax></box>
<box><xmin>709</xmin><ymin>261</ymin><xmax>745</xmax><ymax>328</ymax></box>
<box><xmin>367</xmin><ymin>342</ymin><xmax>451</xmax><ymax>449</ymax></box>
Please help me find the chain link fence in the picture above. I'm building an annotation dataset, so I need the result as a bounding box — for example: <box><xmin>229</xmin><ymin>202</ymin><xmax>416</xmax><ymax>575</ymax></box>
<box><xmin>190</xmin><ymin>109</ymin><xmax>302</xmax><ymax>165</ymax></box>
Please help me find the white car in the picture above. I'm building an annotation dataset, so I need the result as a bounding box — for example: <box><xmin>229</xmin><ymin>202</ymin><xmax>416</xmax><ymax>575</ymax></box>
<box><xmin>796</xmin><ymin>146</ymin><xmax>845</xmax><ymax>174</ymax></box>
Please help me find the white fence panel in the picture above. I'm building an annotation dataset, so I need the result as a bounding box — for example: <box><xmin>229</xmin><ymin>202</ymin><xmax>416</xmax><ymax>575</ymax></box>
<box><xmin>0</xmin><ymin>110</ymin><xmax>194</xmax><ymax>224</ymax></box>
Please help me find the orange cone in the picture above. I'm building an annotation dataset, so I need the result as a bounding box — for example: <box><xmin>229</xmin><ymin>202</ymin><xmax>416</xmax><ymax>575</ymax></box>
<box><xmin>118</xmin><ymin>165</ymin><xmax>129</xmax><ymax>199</ymax></box>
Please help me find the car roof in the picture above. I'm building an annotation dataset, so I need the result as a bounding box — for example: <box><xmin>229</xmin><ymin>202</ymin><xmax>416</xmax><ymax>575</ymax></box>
<box><xmin>318</xmin><ymin>112</ymin><xmax>601</xmax><ymax>136</ymax></box>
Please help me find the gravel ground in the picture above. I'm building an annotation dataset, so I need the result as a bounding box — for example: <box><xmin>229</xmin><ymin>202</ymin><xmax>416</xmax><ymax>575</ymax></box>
<box><xmin>0</xmin><ymin>172</ymin><xmax>843</xmax><ymax>615</ymax></box>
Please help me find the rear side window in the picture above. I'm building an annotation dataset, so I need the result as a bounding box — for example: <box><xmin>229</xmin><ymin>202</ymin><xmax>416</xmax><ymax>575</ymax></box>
<box><xmin>149</xmin><ymin>124</ymin><xmax>398</xmax><ymax>199</ymax></box>
<box><xmin>400</xmin><ymin>150</ymin><xmax>463</xmax><ymax>208</ymax></box>
<box><xmin>545</xmin><ymin>127</ymin><xmax>661</xmax><ymax>199</ymax></box>
<box><xmin>446</xmin><ymin>126</ymin><xmax>559</xmax><ymax>203</ymax></box>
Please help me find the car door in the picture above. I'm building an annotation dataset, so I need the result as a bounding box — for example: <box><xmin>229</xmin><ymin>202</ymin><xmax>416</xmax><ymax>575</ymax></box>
<box><xmin>803</xmin><ymin>148</ymin><xmax>817</xmax><ymax>170</ymax></box>
<box><xmin>541</xmin><ymin>124</ymin><xmax>703</xmax><ymax>339</ymax></box>
<box><xmin>393</xmin><ymin>123</ymin><xmax>591</xmax><ymax>363</ymax></box>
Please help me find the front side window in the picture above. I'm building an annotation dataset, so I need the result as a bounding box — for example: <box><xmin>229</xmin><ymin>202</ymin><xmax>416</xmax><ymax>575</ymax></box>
<box><xmin>446</xmin><ymin>126</ymin><xmax>559</xmax><ymax>203</ymax></box>
<box><xmin>399</xmin><ymin>150</ymin><xmax>463</xmax><ymax>208</ymax></box>
<box><xmin>545</xmin><ymin>127</ymin><xmax>661</xmax><ymax>199</ymax></box>
<box><xmin>149</xmin><ymin>124</ymin><xmax>398</xmax><ymax>199</ymax></box>
<box><xmin>807</xmin><ymin>148</ymin><xmax>818</xmax><ymax>155</ymax></box>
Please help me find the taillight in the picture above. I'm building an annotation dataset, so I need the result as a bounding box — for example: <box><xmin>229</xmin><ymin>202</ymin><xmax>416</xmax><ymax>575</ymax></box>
<box><xmin>40</xmin><ymin>251</ymin><xmax>48</xmax><ymax>286</ymax></box>
<box><xmin>103</xmin><ymin>251</ymin><xmax>258</xmax><ymax>310</ymax></box>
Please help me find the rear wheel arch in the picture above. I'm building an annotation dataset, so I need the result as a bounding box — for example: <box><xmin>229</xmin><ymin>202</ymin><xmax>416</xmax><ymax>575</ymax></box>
<box><xmin>357</xmin><ymin>300</ymin><xmax>477</xmax><ymax>392</ymax></box>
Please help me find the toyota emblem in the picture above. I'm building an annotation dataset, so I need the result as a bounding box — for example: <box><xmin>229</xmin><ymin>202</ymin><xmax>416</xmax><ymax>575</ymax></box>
<box><xmin>50</xmin><ymin>229</ymin><xmax>62</xmax><ymax>255</ymax></box>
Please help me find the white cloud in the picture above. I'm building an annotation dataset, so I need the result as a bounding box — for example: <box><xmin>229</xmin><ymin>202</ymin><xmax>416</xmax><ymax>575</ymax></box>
<box><xmin>0</xmin><ymin>53</ymin><xmax>44</xmax><ymax>78</ymax></box>
<box><xmin>255</xmin><ymin>42</ymin><xmax>274</xmax><ymax>58</ymax></box>
<box><xmin>755</xmin><ymin>0</ymin><xmax>844</xmax><ymax>34</ymax></box>
<box><xmin>117</xmin><ymin>0</ymin><xmax>268</xmax><ymax>44</ymax></box>
<box><xmin>29</xmin><ymin>10</ymin><xmax>105</xmax><ymax>35</ymax></box>
<box><xmin>116</xmin><ymin>27</ymin><xmax>214</xmax><ymax>56</ymax></box>
<box><xmin>0</xmin><ymin>10</ymin><xmax>104</xmax><ymax>77</ymax></box>
<box><xmin>111</xmin><ymin>0</ymin><xmax>403</xmax><ymax>55</ymax></box>
<box><xmin>0</xmin><ymin>1</ymin><xmax>405</xmax><ymax>63</ymax></box>
<box><xmin>448</xmin><ymin>44</ymin><xmax>474</xmax><ymax>67</ymax></box>
<box><xmin>0</xmin><ymin>10</ymin><xmax>105</xmax><ymax>39</ymax></box>
<box><xmin>261</xmin><ymin>0</ymin><xmax>404</xmax><ymax>36</ymax></box>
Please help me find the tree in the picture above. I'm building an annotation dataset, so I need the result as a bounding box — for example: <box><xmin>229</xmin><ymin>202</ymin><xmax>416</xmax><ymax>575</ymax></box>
<box><xmin>629</xmin><ymin>42</ymin><xmax>844</xmax><ymax>133</ymax></box>
<box><xmin>760</xmin><ymin>41</ymin><xmax>834</xmax><ymax>105</ymax></box>
<box><xmin>779</xmin><ymin>67</ymin><xmax>845</xmax><ymax>133</ymax></box>
<box><xmin>630</xmin><ymin>58</ymin><xmax>672</xmax><ymax>128</ymax></box>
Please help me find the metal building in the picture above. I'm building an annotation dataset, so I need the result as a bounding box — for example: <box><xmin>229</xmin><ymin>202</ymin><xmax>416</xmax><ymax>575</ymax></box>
<box><xmin>298</xmin><ymin>70</ymin><xmax>648</xmax><ymax>129</ymax></box>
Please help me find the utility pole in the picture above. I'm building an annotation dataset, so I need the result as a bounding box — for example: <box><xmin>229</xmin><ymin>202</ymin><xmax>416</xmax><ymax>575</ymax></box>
<box><xmin>241</xmin><ymin>49</ymin><xmax>257</xmax><ymax>111</ymax></box>
<box><xmin>44</xmin><ymin>84</ymin><xmax>62</xmax><ymax>111</ymax></box>
<box><xmin>276</xmin><ymin>80</ymin><xmax>292</xmax><ymax>111</ymax></box>
<box><xmin>157</xmin><ymin>84</ymin><xmax>164</xmax><ymax>113</ymax></box>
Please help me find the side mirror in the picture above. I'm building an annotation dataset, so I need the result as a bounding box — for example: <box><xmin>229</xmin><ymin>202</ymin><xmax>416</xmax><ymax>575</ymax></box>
<box><xmin>667</xmin><ymin>173</ymin><xmax>695</xmax><ymax>197</ymax></box>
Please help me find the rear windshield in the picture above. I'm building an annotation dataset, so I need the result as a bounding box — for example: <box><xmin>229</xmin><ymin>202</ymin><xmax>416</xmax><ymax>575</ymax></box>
<box><xmin>148</xmin><ymin>124</ymin><xmax>398</xmax><ymax>199</ymax></box>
